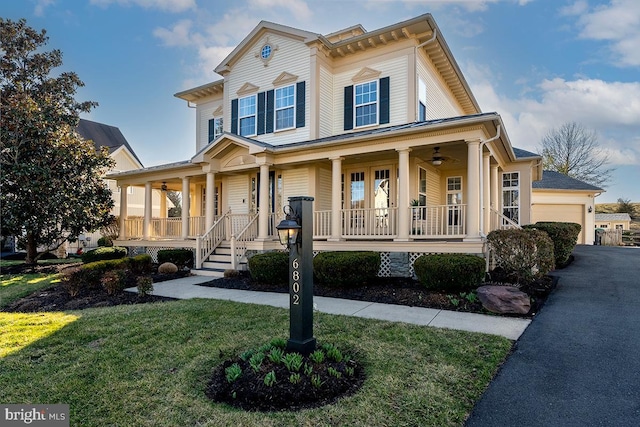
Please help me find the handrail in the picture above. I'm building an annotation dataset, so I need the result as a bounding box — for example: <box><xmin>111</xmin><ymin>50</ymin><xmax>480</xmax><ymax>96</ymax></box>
<box><xmin>489</xmin><ymin>207</ymin><xmax>521</xmax><ymax>230</ymax></box>
<box><xmin>230</xmin><ymin>213</ymin><xmax>259</xmax><ymax>270</ymax></box>
<box><xmin>196</xmin><ymin>209</ymin><xmax>231</xmax><ymax>269</ymax></box>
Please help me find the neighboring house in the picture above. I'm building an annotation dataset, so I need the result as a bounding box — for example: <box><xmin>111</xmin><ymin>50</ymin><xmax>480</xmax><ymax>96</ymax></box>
<box><xmin>529</xmin><ymin>169</ymin><xmax>603</xmax><ymax>245</ymax></box>
<box><xmin>109</xmin><ymin>13</ymin><xmax>588</xmax><ymax>276</ymax></box>
<box><xmin>595</xmin><ymin>213</ymin><xmax>631</xmax><ymax>231</ymax></box>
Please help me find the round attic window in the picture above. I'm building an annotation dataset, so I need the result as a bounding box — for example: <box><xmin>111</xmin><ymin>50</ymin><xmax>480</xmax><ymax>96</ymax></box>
<box><xmin>261</xmin><ymin>44</ymin><xmax>272</xmax><ymax>60</ymax></box>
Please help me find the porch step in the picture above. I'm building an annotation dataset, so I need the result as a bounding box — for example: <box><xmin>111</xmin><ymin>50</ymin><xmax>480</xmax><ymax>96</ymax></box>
<box><xmin>192</xmin><ymin>242</ymin><xmax>247</xmax><ymax>278</ymax></box>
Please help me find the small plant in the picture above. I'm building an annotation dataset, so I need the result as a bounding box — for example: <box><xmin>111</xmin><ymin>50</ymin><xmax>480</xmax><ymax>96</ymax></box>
<box><xmin>282</xmin><ymin>352</ymin><xmax>303</xmax><ymax>372</ymax></box>
<box><xmin>263</xmin><ymin>370</ymin><xmax>276</xmax><ymax>387</ymax></box>
<box><xmin>310</xmin><ymin>374</ymin><xmax>323</xmax><ymax>389</ymax></box>
<box><xmin>101</xmin><ymin>269</ymin><xmax>129</xmax><ymax>295</ymax></box>
<box><xmin>345</xmin><ymin>366</ymin><xmax>355</xmax><ymax>377</ymax></box>
<box><xmin>323</xmin><ymin>344</ymin><xmax>343</xmax><ymax>362</ymax></box>
<box><xmin>327</xmin><ymin>367</ymin><xmax>342</xmax><ymax>378</ymax></box>
<box><xmin>303</xmin><ymin>363</ymin><xmax>313</xmax><ymax>376</ymax></box>
<box><xmin>447</xmin><ymin>295</ymin><xmax>460</xmax><ymax>307</ymax></box>
<box><xmin>269</xmin><ymin>338</ymin><xmax>287</xmax><ymax>349</ymax></box>
<box><xmin>225</xmin><ymin>363</ymin><xmax>242</xmax><ymax>383</ymax></box>
<box><xmin>249</xmin><ymin>352</ymin><xmax>265</xmax><ymax>373</ymax></box>
<box><xmin>289</xmin><ymin>373</ymin><xmax>301</xmax><ymax>384</ymax></box>
<box><xmin>268</xmin><ymin>347</ymin><xmax>284</xmax><ymax>364</ymax></box>
<box><xmin>240</xmin><ymin>349</ymin><xmax>253</xmax><ymax>361</ymax></box>
<box><xmin>136</xmin><ymin>276</ymin><xmax>153</xmax><ymax>297</ymax></box>
<box><xmin>309</xmin><ymin>350</ymin><xmax>325</xmax><ymax>364</ymax></box>
<box><xmin>461</xmin><ymin>291</ymin><xmax>478</xmax><ymax>304</ymax></box>
<box><xmin>223</xmin><ymin>269</ymin><xmax>240</xmax><ymax>278</ymax></box>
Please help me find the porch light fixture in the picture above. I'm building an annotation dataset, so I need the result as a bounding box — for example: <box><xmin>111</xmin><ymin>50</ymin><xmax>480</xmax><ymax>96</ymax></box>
<box><xmin>431</xmin><ymin>147</ymin><xmax>444</xmax><ymax>166</ymax></box>
<box><xmin>588</xmin><ymin>206</ymin><xmax>593</xmax><ymax>213</ymax></box>
<box><xmin>275</xmin><ymin>205</ymin><xmax>301</xmax><ymax>248</ymax></box>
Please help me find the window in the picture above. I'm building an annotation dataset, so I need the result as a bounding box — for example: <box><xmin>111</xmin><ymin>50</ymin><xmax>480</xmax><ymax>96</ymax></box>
<box><xmin>350</xmin><ymin>172</ymin><xmax>365</xmax><ymax>209</ymax></box>
<box><xmin>418</xmin><ymin>167</ymin><xmax>427</xmax><ymax>206</ymax></box>
<box><xmin>275</xmin><ymin>85</ymin><xmax>295</xmax><ymax>130</ymax></box>
<box><xmin>238</xmin><ymin>95</ymin><xmax>256</xmax><ymax>136</ymax></box>
<box><xmin>502</xmin><ymin>172</ymin><xmax>519</xmax><ymax>223</ymax></box>
<box><xmin>615</xmin><ymin>224</ymin><xmax>623</xmax><ymax>230</ymax></box>
<box><xmin>208</xmin><ymin>117</ymin><xmax>223</xmax><ymax>142</ymax></box>
<box><xmin>355</xmin><ymin>80</ymin><xmax>378</xmax><ymax>127</ymax></box>
<box><xmin>418</xmin><ymin>78</ymin><xmax>427</xmax><ymax>121</ymax></box>
<box><xmin>447</xmin><ymin>176</ymin><xmax>463</xmax><ymax>227</ymax></box>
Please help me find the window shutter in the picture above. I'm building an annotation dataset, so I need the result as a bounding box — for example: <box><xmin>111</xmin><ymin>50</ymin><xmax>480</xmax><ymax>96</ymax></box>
<box><xmin>231</xmin><ymin>98</ymin><xmax>239</xmax><ymax>135</ymax></box>
<box><xmin>344</xmin><ymin>85</ymin><xmax>353</xmax><ymax>131</ymax></box>
<box><xmin>379</xmin><ymin>77</ymin><xmax>390</xmax><ymax>125</ymax></box>
<box><xmin>266</xmin><ymin>90</ymin><xmax>274</xmax><ymax>134</ymax></box>
<box><xmin>296</xmin><ymin>81</ymin><xmax>305</xmax><ymax>128</ymax></box>
<box><xmin>257</xmin><ymin>91</ymin><xmax>266</xmax><ymax>135</ymax></box>
<box><xmin>208</xmin><ymin>118</ymin><xmax>215</xmax><ymax>142</ymax></box>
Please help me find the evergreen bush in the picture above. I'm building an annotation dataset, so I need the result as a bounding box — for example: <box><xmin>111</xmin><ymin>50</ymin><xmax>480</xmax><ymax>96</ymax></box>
<box><xmin>81</xmin><ymin>246</ymin><xmax>127</xmax><ymax>263</ymax></box>
<box><xmin>248</xmin><ymin>251</ymin><xmax>289</xmax><ymax>284</ymax></box>
<box><xmin>157</xmin><ymin>249</ymin><xmax>193</xmax><ymax>269</ymax></box>
<box><xmin>522</xmin><ymin>222</ymin><xmax>581</xmax><ymax>267</ymax></box>
<box><xmin>413</xmin><ymin>253</ymin><xmax>485</xmax><ymax>292</ymax></box>
<box><xmin>313</xmin><ymin>251</ymin><xmax>380</xmax><ymax>287</ymax></box>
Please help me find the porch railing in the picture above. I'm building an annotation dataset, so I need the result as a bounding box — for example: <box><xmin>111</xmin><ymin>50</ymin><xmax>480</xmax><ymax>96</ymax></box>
<box><xmin>124</xmin><ymin>216</ymin><xmax>206</xmax><ymax>239</ymax></box>
<box><xmin>342</xmin><ymin>207</ymin><xmax>398</xmax><ymax>237</ymax></box>
<box><xmin>195</xmin><ymin>210</ymin><xmax>230</xmax><ymax>269</ymax></box>
<box><xmin>409</xmin><ymin>205</ymin><xmax>466</xmax><ymax>237</ymax></box>
<box><xmin>230</xmin><ymin>214</ymin><xmax>259</xmax><ymax>270</ymax></box>
<box><xmin>489</xmin><ymin>207</ymin><xmax>521</xmax><ymax>230</ymax></box>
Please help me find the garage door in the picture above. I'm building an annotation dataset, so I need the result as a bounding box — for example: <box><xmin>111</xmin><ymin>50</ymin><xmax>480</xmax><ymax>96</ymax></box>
<box><xmin>531</xmin><ymin>204</ymin><xmax>584</xmax><ymax>244</ymax></box>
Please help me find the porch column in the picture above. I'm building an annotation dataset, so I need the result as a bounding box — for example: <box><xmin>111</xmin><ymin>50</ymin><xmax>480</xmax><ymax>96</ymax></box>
<box><xmin>257</xmin><ymin>163</ymin><xmax>271</xmax><ymax>240</ymax></box>
<box><xmin>160</xmin><ymin>192</ymin><xmax>167</xmax><ymax>218</ymax></box>
<box><xmin>143</xmin><ymin>181</ymin><xmax>152</xmax><ymax>240</ymax></box>
<box><xmin>483</xmin><ymin>152</ymin><xmax>491</xmax><ymax>234</ymax></box>
<box><xmin>205</xmin><ymin>171</ymin><xmax>215</xmax><ymax>230</ymax></box>
<box><xmin>490</xmin><ymin>165</ymin><xmax>499</xmax><ymax>231</ymax></box>
<box><xmin>181</xmin><ymin>176</ymin><xmax>190</xmax><ymax>239</ymax></box>
<box><xmin>330</xmin><ymin>156</ymin><xmax>343</xmax><ymax>241</ymax></box>
<box><xmin>396</xmin><ymin>147</ymin><xmax>411</xmax><ymax>241</ymax></box>
<box><xmin>465</xmin><ymin>140</ymin><xmax>481</xmax><ymax>241</ymax></box>
<box><xmin>118</xmin><ymin>184</ymin><xmax>128</xmax><ymax>239</ymax></box>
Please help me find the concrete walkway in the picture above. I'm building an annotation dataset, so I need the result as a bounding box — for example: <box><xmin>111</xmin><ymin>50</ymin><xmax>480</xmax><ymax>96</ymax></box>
<box><xmin>129</xmin><ymin>275</ymin><xmax>531</xmax><ymax>340</ymax></box>
<box><xmin>466</xmin><ymin>245</ymin><xmax>640</xmax><ymax>427</ymax></box>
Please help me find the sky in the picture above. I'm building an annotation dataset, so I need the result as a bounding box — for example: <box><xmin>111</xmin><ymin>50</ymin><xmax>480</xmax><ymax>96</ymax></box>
<box><xmin>4</xmin><ymin>0</ymin><xmax>639</xmax><ymax>203</ymax></box>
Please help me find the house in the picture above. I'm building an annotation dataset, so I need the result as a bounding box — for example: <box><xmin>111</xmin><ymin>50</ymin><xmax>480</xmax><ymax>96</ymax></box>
<box><xmin>529</xmin><ymin>169</ymin><xmax>603</xmax><ymax>245</ymax></box>
<box><xmin>109</xmin><ymin>13</ymin><xmax>583</xmax><ymax>276</ymax></box>
<box><xmin>595</xmin><ymin>213</ymin><xmax>631</xmax><ymax>231</ymax></box>
<box><xmin>74</xmin><ymin>119</ymin><xmax>166</xmax><ymax>251</ymax></box>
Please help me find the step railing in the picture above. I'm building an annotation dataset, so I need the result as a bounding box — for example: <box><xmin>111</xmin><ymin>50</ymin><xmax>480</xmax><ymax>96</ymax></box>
<box><xmin>230</xmin><ymin>213</ymin><xmax>259</xmax><ymax>270</ymax></box>
<box><xmin>489</xmin><ymin>207</ymin><xmax>521</xmax><ymax>230</ymax></box>
<box><xmin>195</xmin><ymin>209</ymin><xmax>231</xmax><ymax>269</ymax></box>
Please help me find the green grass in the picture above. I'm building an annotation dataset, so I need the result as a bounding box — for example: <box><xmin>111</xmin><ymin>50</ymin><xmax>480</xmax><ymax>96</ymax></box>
<box><xmin>0</xmin><ymin>273</ymin><xmax>62</xmax><ymax>308</ymax></box>
<box><xmin>0</xmin><ymin>295</ymin><xmax>512</xmax><ymax>426</ymax></box>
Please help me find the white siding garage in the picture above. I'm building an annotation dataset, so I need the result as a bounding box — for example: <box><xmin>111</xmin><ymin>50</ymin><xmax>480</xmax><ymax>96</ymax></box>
<box><xmin>532</xmin><ymin>204</ymin><xmax>585</xmax><ymax>244</ymax></box>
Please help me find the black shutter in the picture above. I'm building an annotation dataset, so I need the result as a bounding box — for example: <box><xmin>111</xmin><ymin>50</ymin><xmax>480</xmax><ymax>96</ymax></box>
<box><xmin>266</xmin><ymin>89</ymin><xmax>274</xmax><ymax>134</ymax></box>
<box><xmin>379</xmin><ymin>77</ymin><xmax>390</xmax><ymax>125</ymax></box>
<box><xmin>257</xmin><ymin>91</ymin><xmax>266</xmax><ymax>135</ymax></box>
<box><xmin>344</xmin><ymin>85</ymin><xmax>353</xmax><ymax>130</ymax></box>
<box><xmin>231</xmin><ymin>98</ymin><xmax>238</xmax><ymax>135</ymax></box>
<box><xmin>208</xmin><ymin>118</ymin><xmax>215</xmax><ymax>142</ymax></box>
<box><xmin>296</xmin><ymin>81</ymin><xmax>305</xmax><ymax>128</ymax></box>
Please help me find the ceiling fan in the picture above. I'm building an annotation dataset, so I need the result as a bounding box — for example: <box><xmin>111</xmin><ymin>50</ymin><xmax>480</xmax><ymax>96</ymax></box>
<box><xmin>431</xmin><ymin>147</ymin><xmax>459</xmax><ymax>166</ymax></box>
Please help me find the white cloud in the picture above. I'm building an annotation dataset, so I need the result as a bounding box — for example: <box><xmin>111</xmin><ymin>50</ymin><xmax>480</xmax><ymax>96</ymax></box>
<box><xmin>572</xmin><ymin>0</ymin><xmax>640</xmax><ymax>66</ymax></box>
<box><xmin>248</xmin><ymin>0</ymin><xmax>312</xmax><ymax>21</ymax></box>
<box><xmin>153</xmin><ymin>20</ymin><xmax>194</xmax><ymax>47</ymax></box>
<box><xmin>90</xmin><ymin>0</ymin><xmax>196</xmax><ymax>13</ymax></box>
<box><xmin>559</xmin><ymin>0</ymin><xmax>588</xmax><ymax>16</ymax></box>
<box><xmin>34</xmin><ymin>0</ymin><xmax>55</xmax><ymax>17</ymax></box>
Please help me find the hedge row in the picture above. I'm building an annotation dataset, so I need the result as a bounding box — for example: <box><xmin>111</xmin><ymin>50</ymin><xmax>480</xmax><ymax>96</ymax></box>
<box><xmin>413</xmin><ymin>254</ymin><xmax>485</xmax><ymax>292</ymax></box>
<box><xmin>522</xmin><ymin>222</ymin><xmax>581</xmax><ymax>267</ymax></box>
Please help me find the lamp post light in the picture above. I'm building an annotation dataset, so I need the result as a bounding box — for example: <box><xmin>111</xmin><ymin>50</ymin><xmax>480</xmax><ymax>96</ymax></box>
<box><xmin>275</xmin><ymin>196</ymin><xmax>316</xmax><ymax>354</ymax></box>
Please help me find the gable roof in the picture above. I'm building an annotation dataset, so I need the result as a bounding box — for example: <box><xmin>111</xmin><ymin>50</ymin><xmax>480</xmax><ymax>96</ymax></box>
<box><xmin>76</xmin><ymin>119</ymin><xmax>143</xmax><ymax>167</ymax></box>
<box><xmin>595</xmin><ymin>213</ymin><xmax>631</xmax><ymax>222</ymax></box>
<box><xmin>533</xmin><ymin>170</ymin><xmax>603</xmax><ymax>192</ymax></box>
<box><xmin>513</xmin><ymin>147</ymin><xmax>539</xmax><ymax>159</ymax></box>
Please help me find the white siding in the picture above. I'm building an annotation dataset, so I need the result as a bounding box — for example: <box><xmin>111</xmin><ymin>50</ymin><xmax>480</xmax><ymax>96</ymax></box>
<box><xmin>332</xmin><ymin>56</ymin><xmax>408</xmax><ymax>135</ymax></box>
<box><xmin>427</xmin><ymin>167</ymin><xmax>441</xmax><ymax>206</ymax></box>
<box><xmin>226</xmin><ymin>33</ymin><xmax>311</xmax><ymax>145</ymax></box>
<box><xmin>316</xmin><ymin>167</ymin><xmax>332</xmax><ymax>211</ymax></box>
<box><xmin>319</xmin><ymin>66</ymin><xmax>333</xmax><ymax>138</ymax></box>
<box><xmin>197</xmin><ymin>99</ymin><xmax>223</xmax><ymax>153</ymax></box>
<box><xmin>282</xmin><ymin>168</ymin><xmax>309</xmax><ymax>202</ymax></box>
<box><xmin>417</xmin><ymin>56</ymin><xmax>463</xmax><ymax>119</ymax></box>
<box><xmin>226</xmin><ymin>175</ymin><xmax>249</xmax><ymax>214</ymax></box>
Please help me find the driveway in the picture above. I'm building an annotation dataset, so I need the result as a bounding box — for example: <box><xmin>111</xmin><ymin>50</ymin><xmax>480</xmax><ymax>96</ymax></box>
<box><xmin>466</xmin><ymin>245</ymin><xmax>640</xmax><ymax>427</ymax></box>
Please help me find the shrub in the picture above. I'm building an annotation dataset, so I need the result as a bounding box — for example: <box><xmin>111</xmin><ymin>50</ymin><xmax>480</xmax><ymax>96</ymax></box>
<box><xmin>158</xmin><ymin>262</ymin><xmax>178</xmax><ymax>274</ymax></box>
<box><xmin>136</xmin><ymin>276</ymin><xmax>154</xmax><ymax>297</ymax></box>
<box><xmin>487</xmin><ymin>228</ymin><xmax>555</xmax><ymax>284</ymax></box>
<box><xmin>523</xmin><ymin>222</ymin><xmax>581</xmax><ymax>267</ymax></box>
<box><xmin>97</xmin><ymin>236</ymin><xmax>113</xmax><ymax>247</ymax></box>
<box><xmin>101</xmin><ymin>269</ymin><xmax>132</xmax><ymax>295</ymax></box>
<box><xmin>157</xmin><ymin>249</ymin><xmax>193</xmax><ymax>269</ymax></box>
<box><xmin>81</xmin><ymin>246</ymin><xmax>127</xmax><ymax>263</ymax></box>
<box><xmin>248</xmin><ymin>251</ymin><xmax>289</xmax><ymax>284</ymax></box>
<box><xmin>413</xmin><ymin>253</ymin><xmax>485</xmax><ymax>292</ymax></box>
<box><xmin>313</xmin><ymin>251</ymin><xmax>381</xmax><ymax>287</ymax></box>
<box><xmin>129</xmin><ymin>254</ymin><xmax>153</xmax><ymax>275</ymax></box>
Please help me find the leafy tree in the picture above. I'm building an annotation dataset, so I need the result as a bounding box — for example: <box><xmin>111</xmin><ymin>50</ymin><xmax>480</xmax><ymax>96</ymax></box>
<box><xmin>538</xmin><ymin>122</ymin><xmax>613</xmax><ymax>188</ymax></box>
<box><xmin>616</xmin><ymin>198</ymin><xmax>636</xmax><ymax>218</ymax></box>
<box><xmin>166</xmin><ymin>190</ymin><xmax>182</xmax><ymax>217</ymax></box>
<box><xmin>1</xmin><ymin>18</ymin><xmax>115</xmax><ymax>264</ymax></box>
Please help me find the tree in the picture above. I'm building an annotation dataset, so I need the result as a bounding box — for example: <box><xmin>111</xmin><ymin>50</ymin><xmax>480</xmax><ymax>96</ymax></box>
<box><xmin>616</xmin><ymin>198</ymin><xmax>636</xmax><ymax>218</ymax></box>
<box><xmin>538</xmin><ymin>122</ymin><xmax>613</xmax><ymax>188</ymax></box>
<box><xmin>166</xmin><ymin>190</ymin><xmax>182</xmax><ymax>217</ymax></box>
<box><xmin>1</xmin><ymin>18</ymin><xmax>115</xmax><ymax>264</ymax></box>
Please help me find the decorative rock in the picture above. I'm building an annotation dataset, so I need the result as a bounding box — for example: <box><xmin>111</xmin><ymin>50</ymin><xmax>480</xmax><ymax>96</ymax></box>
<box><xmin>158</xmin><ymin>262</ymin><xmax>178</xmax><ymax>274</ymax></box>
<box><xmin>477</xmin><ymin>285</ymin><xmax>531</xmax><ymax>314</ymax></box>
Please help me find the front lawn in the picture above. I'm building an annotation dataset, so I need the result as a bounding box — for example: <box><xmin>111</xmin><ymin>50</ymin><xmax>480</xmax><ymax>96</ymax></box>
<box><xmin>0</xmin><ymin>273</ymin><xmax>62</xmax><ymax>308</ymax></box>
<box><xmin>0</xmin><ymin>298</ymin><xmax>512</xmax><ymax>426</ymax></box>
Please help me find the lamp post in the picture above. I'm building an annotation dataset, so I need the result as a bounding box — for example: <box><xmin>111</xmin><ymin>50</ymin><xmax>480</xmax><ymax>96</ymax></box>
<box><xmin>275</xmin><ymin>196</ymin><xmax>316</xmax><ymax>354</ymax></box>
